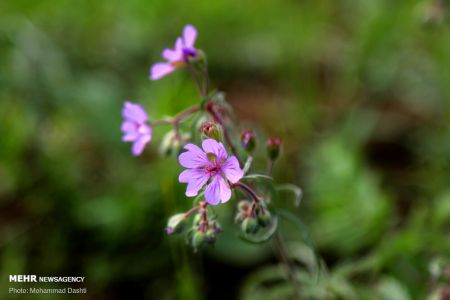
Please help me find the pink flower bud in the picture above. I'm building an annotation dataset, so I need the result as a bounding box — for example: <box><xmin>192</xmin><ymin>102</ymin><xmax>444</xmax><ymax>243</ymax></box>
<box><xmin>267</xmin><ymin>137</ymin><xmax>281</xmax><ymax>161</ymax></box>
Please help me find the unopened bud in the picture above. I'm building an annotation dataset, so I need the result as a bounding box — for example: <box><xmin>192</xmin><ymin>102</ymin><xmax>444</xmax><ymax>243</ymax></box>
<box><xmin>192</xmin><ymin>231</ymin><xmax>208</xmax><ymax>251</ymax></box>
<box><xmin>234</xmin><ymin>211</ymin><xmax>246</xmax><ymax>223</ymax></box>
<box><xmin>258</xmin><ymin>208</ymin><xmax>272</xmax><ymax>227</ymax></box>
<box><xmin>200</xmin><ymin>121</ymin><xmax>222</xmax><ymax>141</ymax></box>
<box><xmin>166</xmin><ymin>213</ymin><xmax>186</xmax><ymax>235</ymax></box>
<box><xmin>267</xmin><ymin>137</ymin><xmax>281</xmax><ymax>160</ymax></box>
<box><xmin>160</xmin><ymin>130</ymin><xmax>190</xmax><ymax>156</ymax></box>
<box><xmin>209</xmin><ymin>220</ymin><xmax>222</xmax><ymax>234</ymax></box>
<box><xmin>205</xmin><ymin>228</ymin><xmax>217</xmax><ymax>244</ymax></box>
<box><xmin>238</xmin><ymin>200</ymin><xmax>252</xmax><ymax>212</ymax></box>
<box><xmin>193</xmin><ymin>213</ymin><xmax>202</xmax><ymax>226</ymax></box>
<box><xmin>241</xmin><ymin>217</ymin><xmax>259</xmax><ymax>234</ymax></box>
<box><xmin>240</xmin><ymin>129</ymin><xmax>256</xmax><ymax>153</ymax></box>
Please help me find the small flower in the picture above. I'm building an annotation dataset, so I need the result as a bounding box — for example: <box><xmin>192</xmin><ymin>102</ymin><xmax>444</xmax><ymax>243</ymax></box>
<box><xmin>150</xmin><ymin>25</ymin><xmax>198</xmax><ymax>80</ymax></box>
<box><xmin>121</xmin><ymin>101</ymin><xmax>152</xmax><ymax>156</ymax></box>
<box><xmin>178</xmin><ymin>139</ymin><xmax>244</xmax><ymax>205</ymax></box>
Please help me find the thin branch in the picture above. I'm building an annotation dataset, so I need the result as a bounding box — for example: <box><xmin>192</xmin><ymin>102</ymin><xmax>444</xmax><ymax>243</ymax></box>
<box><xmin>206</xmin><ymin>102</ymin><xmax>243</xmax><ymax>166</ymax></box>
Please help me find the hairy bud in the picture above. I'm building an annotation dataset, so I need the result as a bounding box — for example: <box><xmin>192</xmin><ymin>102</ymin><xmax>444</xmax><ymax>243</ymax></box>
<box><xmin>267</xmin><ymin>137</ymin><xmax>281</xmax><ymax>161</ymax></box>
<box><xmin>241</xmin><ymin>217</ymin><xmax>259</xmax><ymax>234</ymax></box>
<box><xmin>257</xmin><ymin>207</ymin><xmax>272</xmax><ymax>227</ymax></box>
<box><xmin>200</xmin><ymin>121</ymin><xmax>222</xmax><ymax>141</ymax></box>
<box><xmin>192</xmin><ymin>231</ymin><xmax>208</xmax><ymax>251</ymax></box>
<box><xmin>240</xmin><ymin>129</ymin><xmax>256</xmax><ymax>153</ymax></box>
<box><xmin>166</xmin><ymin>213</ymin><xmax>186</xmax><ymax>235</ymax></box>
<box><xmin>160</xmin><ymin>130</ymin><xmax>190</xmax><ymax>156</ymax></box>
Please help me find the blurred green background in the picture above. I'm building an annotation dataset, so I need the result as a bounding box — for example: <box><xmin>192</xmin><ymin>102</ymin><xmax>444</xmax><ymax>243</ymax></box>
<box><xmin>1</xmin><ymin>0</ymin><xmax>449</xmax><ymax>299</ymax></box>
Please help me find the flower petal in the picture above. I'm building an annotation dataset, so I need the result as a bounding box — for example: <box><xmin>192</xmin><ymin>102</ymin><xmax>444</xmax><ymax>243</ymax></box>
<box><xmin>121</xmin><ymin>120</ymin><xmax>136</xmax><ymax>132</ymax></box>
<box><xmin>179</xmin><ymin>169</ymin><xmax>210</xmax><ymax>197</ymax></box>
<box><xmin>122</xmin><ymin>101</ymin><xmax>148</xmax><ymax>123</ymax></box>
<box><xmin>178</xmin><ymin>143</ymin><xmax>209</xmax><ymax>168</ymax></box>
<box><xmin>175</xmin><ymin>37</ymin><xmax>183</xmax><ymax>51</ymax></box>
<box><xmin>222</xmin><ymin>156</ymin><xmax>243</xmax><ymax>184</ymax></box>
<box><xmin>122</xmin><ymin>132</ymin><xmax>138</xmax><ymax>142</ymax></box>
<box><xmin>162</xmin><ymin>48</ymin><xmax>180</xmax><ymax>61</ymax></box>
<box><xmin>150</xmin><ymin>62</ymin><xmax>176</xmax><ymax>80</ymax></box>
<box><xmin>202</xmin><ymin>139</ymin><xmax>227</xmax><ymax>161</ymax></box>
<box><xmin>132</xmin><ymin>134</ymin><xmax>151</xmax><ymax>156</ymax></box>
<box><xmin>183</xmin><ymin>24</ymin><xmax>197</xmax><ymax>48</ymax></box>
<box><xmin>204</xmin><ymin>175</ymin><xmax>231</xmax><ymax>205</ymax></box>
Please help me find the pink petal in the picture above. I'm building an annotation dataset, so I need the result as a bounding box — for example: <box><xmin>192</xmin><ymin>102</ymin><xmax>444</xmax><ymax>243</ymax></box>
<box><xmin>183</xmin><ymin>25</ymin><xmax>197</xmax><ymax>48</ymax></box>
<box><xmin>204</xmin><ymin>175</ymin><xmax>231</xmax><ymax>205</ymax></box>
<box><xmin>121</xmin><ymin>120</ymin><xmax>136</xmax><ymax>132</ymax></box>
<box><xmin>222</xmin><ymin>156</ymin><xmax>243</xmax><ymax>184</ymax></box>
<box><xmin>178</xmin><ymin>144</ymin><xmax>209</xmax><ymax>168</ymax></box>
<box><xmin>132</xmin><ymin>134</ymin><xmax>151</xmax><ymax>156</ymax></box>
<box><xmin>122</xmin><ymin>132</ymin><xmax>138</xmax><ymax>142</ymax></box>
<box><xmin>179</xmin><ymin>169</ymin><xmax>210</xmax><ymax>197</ymax></box>
<box><xmin>137</xmin><ymin>124</ymin><xmax>152</xmax><ymax>135</ymax></box>
<box><xmin>202</xmin><ymin>139</ymin><xmax>227</xmax><ymax>161</ymax></box>
<box><xmin>175</xmin><ymin>37</ymin><xmax>183</xmax><ymax>52</ymax></box>
<box><xmin>162</xmin><ymin>48</ymin><xmax>182</xmax><ymax>62</ymax></box>
<box><xmin>122</xmin><ymin>101</ymin><xmax>148</xmax><ymax>123</ymax></box>
<box><xmin>150</xmin><ymin>63</ymin><xmax>176</xmax><ymax>80</ymax></box>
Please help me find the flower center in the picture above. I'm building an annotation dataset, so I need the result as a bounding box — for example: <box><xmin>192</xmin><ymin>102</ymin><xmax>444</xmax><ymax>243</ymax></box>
<box><xmin>205</xmin><ymin>153</ymin><xmax>223</xmax><ymax>176</ymax></box>
<box><xmin>182</xmin><ymin>47</ymin><xmax>198</xmax><ymax>60</ymax></box>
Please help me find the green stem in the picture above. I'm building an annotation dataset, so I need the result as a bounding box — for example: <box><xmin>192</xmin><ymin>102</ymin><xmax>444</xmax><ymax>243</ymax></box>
<box><xmin>272</xmin><ymin>232</ymin><xmax>301</xmax><ymax>299</ymax></box>
<box><xmin>206</xmin><ymin>101</ymin><xmax>242</xmax><ymax>166</ymax></box>
<box><xmin>233</xmin><ymin>182</ymin><xmax>261</xmax><ymax>203</ymax></box>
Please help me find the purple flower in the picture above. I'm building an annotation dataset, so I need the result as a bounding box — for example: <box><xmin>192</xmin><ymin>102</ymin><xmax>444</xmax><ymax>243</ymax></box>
<box><xmin>121</xmin><ymin>101</ymin><xmax>152</xmax><ymax>156</ymax></box>
<box><xmin>150</xmin><ymin>25</ymin><xmax>198</xmax><ymax>80</ymax></box>
<box><xmin>178</xmin><ymin>139</ymin><xmax>244</xmax><ymax>205</ymax></box>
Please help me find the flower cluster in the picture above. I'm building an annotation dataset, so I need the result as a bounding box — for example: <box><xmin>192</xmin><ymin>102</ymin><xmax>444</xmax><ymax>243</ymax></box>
<box><xmin>121</xmin><ymin>25</ymin><xmax>291</xmax><ymax>250</ymax></box>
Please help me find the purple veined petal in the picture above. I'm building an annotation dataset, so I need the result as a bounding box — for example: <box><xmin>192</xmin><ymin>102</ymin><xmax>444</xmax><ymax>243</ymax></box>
<box><xmin>178</xmin><ymin>169</ymin><xmax>210</xmax><ymax>197</ymax></box>
<box><xmin>122</xmin><ymin>101</ymin><xmax>148</xmax><ymax>123</ymax></box>
<box><xmin>183</xmin><ymin>24</ymin><xmax>197</xmax><ymax>48</ymax></box>
<box><xmin>178</xmin><ymin>143</ymin><xmax>209</xmax><ymax>168</ymax></box>
<box><xmin>222</xmin><ymin>156</ymin><xmax>244</xmax><ymax>184</ymax></box>
<box><xmin>150</xmin><ymin>62</ymin><xmax>176</xmax><ymax>80</ymax></box>
<box><xmin>132</xmin><ymin>134</ymin><xmax>151</xmax><ymax>156</ymax></box>
<box><xmin>204</xmin><ymin>175</ymin><xmax>231</xmax><ymax>205</ymax></box>
<box><xmin>202</xmin><ymin>139</ymin><xmax>227</xmax><ymax>161</ymax></box>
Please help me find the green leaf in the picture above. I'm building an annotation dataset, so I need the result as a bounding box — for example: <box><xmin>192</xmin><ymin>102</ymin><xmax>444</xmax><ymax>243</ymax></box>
<box><xmin>276</xmin><ymin>183</ymin><xmax>303</xmax><ymax>206</ymax></box>
<box><xmin>276</xmin><ymin>209</ymin><xmax>324</xmax><ymax>279</ymax></box>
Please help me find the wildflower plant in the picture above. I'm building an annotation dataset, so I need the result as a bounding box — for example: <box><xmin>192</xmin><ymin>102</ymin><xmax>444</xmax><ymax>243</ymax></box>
<box><xmin>121</xmin><ymin>25</ymin><xmax>305</xmax><ymax>255</ymax></box>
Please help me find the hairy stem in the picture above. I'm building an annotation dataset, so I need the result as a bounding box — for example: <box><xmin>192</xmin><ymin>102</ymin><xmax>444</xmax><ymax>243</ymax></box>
<box><xmin>233</xmin><ymin>182</ymin><xmax>261</xmax><ymax>203</ymax></box>
<box><xmin>272</xmin><ymin>233</ymin><xmax>301</xmax><ymax>298</ymax></box>
<box><xmin>187</xmin><ymin>62</ymin><xmax>206</xmax><ymax>98</ymax></box>
<box><xmin>173</xmin><ymin>105</ymin><xmax>201</xmax><ymax>124</ymax></box>
<box><xmin>206</xmin><ymin>102</ymin><xmax>242</xmax><ymax>166</ymax></box>
<box><xmin>183</xmin><ymin>205</ymin><xmax>200</xmax><ymax>218</ymax></box>
<box><xmin>267</xmin><ymin>160</ymin><xmax>275</xmax><ymax>176</ymax></box>
<box><xmin>151</xmin><ymin>105</ymin><xmax>200</xmax><ymax>127</ymax></box>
